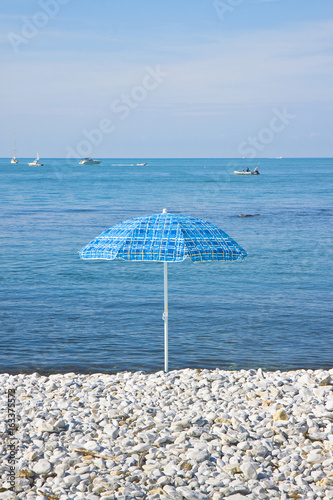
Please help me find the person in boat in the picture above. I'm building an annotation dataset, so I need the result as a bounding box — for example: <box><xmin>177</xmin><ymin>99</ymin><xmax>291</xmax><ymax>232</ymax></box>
<box><xmin>254</xmin><ymin>166</ymin><xmax>259</xmax><ymax>174</ymax></box>
<box><xmin>246</xmin><ymin>167</ymin><xmax>250</xmax><ymax>172</ymax></box>
<box><xmin>242</xmin><ymin>169</ymin><xmax>245</xmax><ymax>172</ymax></box>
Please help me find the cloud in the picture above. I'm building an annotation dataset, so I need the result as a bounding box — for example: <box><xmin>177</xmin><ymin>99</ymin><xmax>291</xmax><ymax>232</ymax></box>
<box><xmin>159</xmin><ymin>19</ymin><xmax>333</xmax><ymax>105</ymax></box>
<box><xmin>2</xmin><ymin>18</ymin><xmax>333</xmax><ymax>129</ymax></box>
<box><xmin>3</xmin><ymin>18</ymin><xmax>333</xmax><ymax>105</ymax></box>
<box><xmin>1</xmin><ymin>11</ymin><xmax>332</xmax><ymax>157</ymax></box>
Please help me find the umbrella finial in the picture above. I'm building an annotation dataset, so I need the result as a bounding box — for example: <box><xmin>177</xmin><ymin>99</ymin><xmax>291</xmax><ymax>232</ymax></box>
<box><xmin>162</xmin><ymin>208</ymin><xmax>167</xmax><ymax>213</ymax></box>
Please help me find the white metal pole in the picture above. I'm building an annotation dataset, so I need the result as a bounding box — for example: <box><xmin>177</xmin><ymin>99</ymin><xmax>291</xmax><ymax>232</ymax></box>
<box><xmin>164</xmin><ymin>261</ymin><xmax>168</xmax><ymax>372</ymax></box>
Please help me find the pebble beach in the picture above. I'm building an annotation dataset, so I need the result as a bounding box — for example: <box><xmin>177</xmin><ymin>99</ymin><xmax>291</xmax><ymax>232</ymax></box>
<box><xmin>1</xmin><ymin>368</ymin><xmax>333</xmax><ymax>500</ymax></box>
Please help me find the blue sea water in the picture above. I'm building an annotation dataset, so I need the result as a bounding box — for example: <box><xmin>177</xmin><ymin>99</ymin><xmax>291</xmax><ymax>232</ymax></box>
<box><xmin>0</xmin><ymin>158</ymin><xmax>332</xmax><ymax>374</ymax></box>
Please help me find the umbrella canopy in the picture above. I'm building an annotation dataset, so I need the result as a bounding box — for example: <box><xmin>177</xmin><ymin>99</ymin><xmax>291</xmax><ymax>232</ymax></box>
<box><xmin>79</xmin><ymin>209</ymin><xmax>247</xmax><ymax>371</ymax></box>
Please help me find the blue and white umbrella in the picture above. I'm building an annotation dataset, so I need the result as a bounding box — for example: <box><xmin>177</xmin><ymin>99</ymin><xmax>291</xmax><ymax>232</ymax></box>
<box><xmin>79</xmin><ymin>209</ymin><xmax>247</xmax><ymax>372</ymax></box>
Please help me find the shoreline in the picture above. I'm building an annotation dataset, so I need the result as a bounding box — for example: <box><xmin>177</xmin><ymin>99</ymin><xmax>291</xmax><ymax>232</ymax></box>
<box><xmin>1</xmin><ymin>367</ymin><xmax>333</xmax><ymax>500</ymax></box>
<box><xmin>3</xmin><ymin>363</ymin><xmax>333</xmax><ymax>377</ymax></box>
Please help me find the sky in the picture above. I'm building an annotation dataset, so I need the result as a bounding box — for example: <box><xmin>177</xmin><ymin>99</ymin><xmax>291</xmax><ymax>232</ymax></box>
<box><xmin>1</xmin><ymin>0</ymin><xmax>332</xmax><ymax>158</ymax></box>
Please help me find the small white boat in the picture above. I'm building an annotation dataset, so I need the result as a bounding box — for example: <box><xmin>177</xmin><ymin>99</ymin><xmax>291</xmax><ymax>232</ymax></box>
<box><xmin>137</xmin><ymin>162</ymin><xmax>147</xmax><ymax>166</ymax></box>
<box><xmin>28</xmin><ymin>153</ymin><xmax>43</xmax><ymax>167</ymax></box>
<box><xmin>79</xmin><ymin>158</ymin><xmax>101</xmax><ymax>165</ymax></box>
<box><xmin>11</xmin><ymin>135</ymin><xmax>18</xmax><ymax>164</ymax></box>
<box><xmin>234</xmin><ymin>168</ymin><xmax>260</xmax><ymax>175</ymax></box>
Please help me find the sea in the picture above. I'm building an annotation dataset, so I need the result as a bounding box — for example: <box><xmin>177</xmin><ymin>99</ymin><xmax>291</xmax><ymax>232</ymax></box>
<box><xmin>0</xmin><ymin>158</ymin><xmax>332</xmax><ymax>374</ymax></box>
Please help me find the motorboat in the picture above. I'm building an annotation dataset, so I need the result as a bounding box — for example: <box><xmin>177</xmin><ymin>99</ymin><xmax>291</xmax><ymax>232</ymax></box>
<box><xmin>234</xmin><ymin>170</ymin><xmax>260</xmax><ymax>175</ymax></box>
<box><xmin>79</xmin><ymin>158</ymin><xmax>101</xmax><ymax>165</ymax></box>
<box><xmin>28</xmin><ymin>153</ymin><xmax>43</xmax><ymax>166</ymax></box>
<box><xmin>137</xmin><ymin>162</ymin><xmax>147</xmax><ymax>166</ymax></box>
<box><xmin>234</xmin><ymin>166</ymin><xmax>260</xmax><ymax>175</ymax></box>
<box><xmin>11</xmin><ymin>135</ymin><xmax>18</xmax><ymax>164</ymax></box>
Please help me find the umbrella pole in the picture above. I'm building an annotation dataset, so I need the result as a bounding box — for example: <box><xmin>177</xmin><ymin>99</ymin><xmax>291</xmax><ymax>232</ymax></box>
<box><xmin>164</xmin><ymin>261</ymin><xmax>168</xmax><ymax>372</ymax></box>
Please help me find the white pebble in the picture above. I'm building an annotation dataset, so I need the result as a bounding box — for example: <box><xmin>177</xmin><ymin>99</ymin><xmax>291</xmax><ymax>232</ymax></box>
<box><xmin>32</xmin><ymin>459</ymin><xmax>52</xmax><ymax>475</ymax></box>
<box><xmin>240</xmin><ymin>461</ymin><xmax>257</xmax><ymax>480</ymax></box>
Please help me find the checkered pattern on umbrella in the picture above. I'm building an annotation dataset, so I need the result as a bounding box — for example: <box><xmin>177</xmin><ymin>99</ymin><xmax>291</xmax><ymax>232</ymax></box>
<box><xmin>79</xmin><ymin>213</ymin><xmax>247</xmax><ymax>262</ymax></box>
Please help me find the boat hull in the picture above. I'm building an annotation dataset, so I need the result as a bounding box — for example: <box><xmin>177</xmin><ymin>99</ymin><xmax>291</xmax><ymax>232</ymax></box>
<box><xmin>79</xmin><ymin>158</ymin><xmax>101</xmax><ymax>165</ymax></box>
<box><xmin>234</xmin><ymin>171</ymin><xmax>259</xmax><ymax>175</ymax></box>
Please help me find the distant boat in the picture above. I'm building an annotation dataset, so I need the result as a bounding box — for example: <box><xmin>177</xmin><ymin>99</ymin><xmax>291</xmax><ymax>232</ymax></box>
<box><xmin>11</xmin><ymin>135</ymin><xmax>18</xmax><ymax>164</ymax></box>
<box><xmin>234</xmin><ymin>168</ymin><xmax>260</xmax><ymax>175</ymax></box>
<box><xmin>28</xmin><ymin>153</ymin><xmax>43</xmax><ymax>167</ymax></box>
<box><xmin>79</xmin><ymin>158</ymin><xmax>101</xmax><ymax>165</ymax></box>
<box><xmin>234</xmin><ymin>163</ymin><xmax>260</xmax><ymax>175</ymax></box>
<box><xmin>137</xmin><ymin>162</ymin><xmax>147</xmax><ymax>166</ymax></box>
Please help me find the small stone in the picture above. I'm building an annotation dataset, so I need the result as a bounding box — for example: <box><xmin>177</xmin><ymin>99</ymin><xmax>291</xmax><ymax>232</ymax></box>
<box><xmin>237</xmin><ymin>441</ymin><xmax>250</xmax><ymax>451</ymax></box>
<box><xmin>325</xmin><ymin>399</ymin><xmax>333</xmax><ymax>411</ymax></box>
<box><xmin>318</xmin><ymin>375</ymin><xmax>331</xmax><ymax>386</ymax></box>
<box><xmin>255</xmin><ymin>445</ymin><xmax>270</xmax><ymax>458</ymax></box>
<box><xmin>306</xmin><ymin>452</ymin><xmax>324</xmax><ymax>464</ymax></box>
<box><xmin>273</xmin><ymin>408</ymin><xmax>288</xmax><ymax>421</ymax></box>
<box><xmin>63</xmin><ymin>474</ymin><xmax>80</xmax><ymax>486</ymax></box>
<box><xmin>311</xmin><ymin>469</ymin><xmax>325</xmax><ymax>481</ymax></box>
<box><xmin>37</xmin><ymin>422</ymin><xmax>55</xmax><ymax>433</ymax></box>
<box><xmin>176</xmin><ymin>486</ymin><xmax>209</xmax><ymax>500</ymax></box>
<box><xmin>84</xmin><ymin>440</ymin><xmax>101</xmax><ymax>452</ymax></box>
<box><xmin>211</xmin><ymin>493</ymin><xmax>224</xmax><ymax>500</ymax></box>
<box><xmin>54</xmin><ymin>419</ymin><xmax>67</xmax><ymax>430</ymax></box>
<box><xmin>186</xmin><ymin>449</ymin><xmax>210</xmax><ymax>463</ymax></box>
<box><xmin>26</xmin><ymin>450</ymin><xmax>41</xmax><ymax>461</ymax></box>
<box><xmin>32</xmin><ymin>459</ymin><xmax>52</xmax><ymax>475</ymax></box>
<box><xmin>240</xmin><ymin>461</ymin><xmax>257</xmax><ymax>479</ymax></box>
<box><xmin>227</xmin><ymin>493</ymin><xmax>249</xmax><ymax>500</ymax></box>
<box><xmin>163</xmin><ymin>463</ymin><xmax>178</xmax><ymax>476</ymax></box>
<box><xmin>130</xmin><ymin>443</ymin><xmax>151</xmax><ymax>454</ymax></box>
<box><xmin>17</xmin><ymin>468</ymin><xmax>34</xmax><ymax>478</ymax></box>
<box><xmin>0</xmin><ymin>492</ymin><xmax>18</xmax><ymax>500</ymax></box>
<box><xmin>163</xmin><ymin>485</ymin><xmax>180</xmax><ymax>497</ymax></box>
<box><xmin>103</xmin><ymin>424</ymin><xmax>119</xmax><ymax>439</ymax></box>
